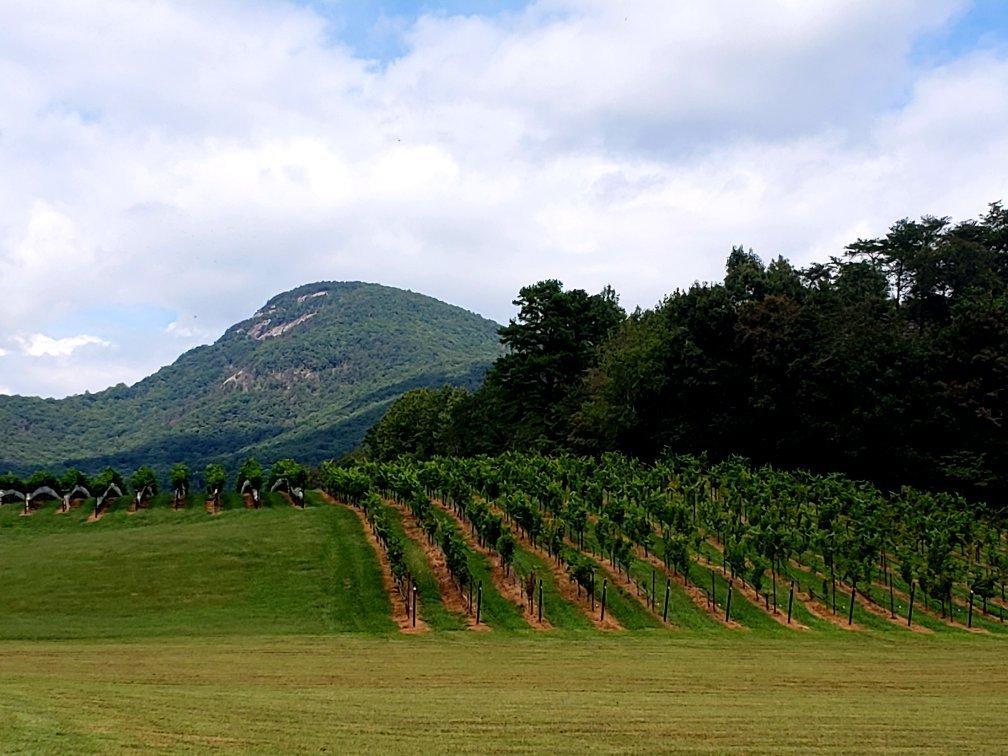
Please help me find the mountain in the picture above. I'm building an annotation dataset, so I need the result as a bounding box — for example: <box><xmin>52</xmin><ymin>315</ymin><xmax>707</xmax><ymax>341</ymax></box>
<box><xmin>0</xmin><ymin>282</ymin><xmax>502</xmax><ymax>475</ymax></box>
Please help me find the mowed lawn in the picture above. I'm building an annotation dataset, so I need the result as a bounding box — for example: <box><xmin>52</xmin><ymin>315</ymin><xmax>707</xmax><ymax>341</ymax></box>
<box><xmin>0</xmin><ymin>496</ymin><xmax>395</xmax><ymax>638</ymax></box>
<box><xmin>0</xmin><ymin>635</ymin><xmax>1006</xmax><ymax>752</ymax></box>
<box><xmin>2</xmin><ymin>499</ymin><xmax>1007</xmax><ymax>752</ymax></box>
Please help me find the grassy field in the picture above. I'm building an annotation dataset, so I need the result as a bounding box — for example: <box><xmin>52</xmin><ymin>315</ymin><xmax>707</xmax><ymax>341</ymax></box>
<box><xmin>1</xmin><ymin>635</ymin><xmax>1006</xmax><ymax>752</ymax></box>
<box><xmin>0</xmin><ymin>493</ymin><xmax>394</xmax><ymax>637</ymax></box>
<box><xmin>2</xmin><ymin>497</ymin><xmax>1007</xmax><ymax>752</ymax></box>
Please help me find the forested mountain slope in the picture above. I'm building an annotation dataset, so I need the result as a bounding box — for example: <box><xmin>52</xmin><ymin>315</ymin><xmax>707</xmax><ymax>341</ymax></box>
<box><xmin>0</xmin><ymin>282</ymin><xmax>501</xmax><ymax>473</ymax></box>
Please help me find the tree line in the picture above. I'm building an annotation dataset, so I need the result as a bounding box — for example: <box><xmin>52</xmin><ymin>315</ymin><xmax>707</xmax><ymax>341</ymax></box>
<box><xmin>364</xmin><ymin>203</ymin><xmax>1008</xmax><ymax>505</ymax></box>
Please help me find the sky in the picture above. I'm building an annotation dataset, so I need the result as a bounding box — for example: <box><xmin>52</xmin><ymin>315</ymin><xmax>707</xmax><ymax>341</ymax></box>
<box><xmin>1</xmin><ymin>0</ymin><xmax>1007</xmax><ymax>398</ymax></box>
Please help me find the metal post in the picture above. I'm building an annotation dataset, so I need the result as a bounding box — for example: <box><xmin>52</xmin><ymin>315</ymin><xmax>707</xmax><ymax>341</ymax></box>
<box><xmin>600</xmin><ymin>578</ymin><xmax>608</xmax><ymax>622</ymax></box>
<box><xmin>787</xmin><ymin>581</ymin><xmax>794</xmax><ymax>624</ymax></box>
<box><xmin>725</xmin><ymin>582</ymin><xmax>733</xmax><ymax>623</ymax></box>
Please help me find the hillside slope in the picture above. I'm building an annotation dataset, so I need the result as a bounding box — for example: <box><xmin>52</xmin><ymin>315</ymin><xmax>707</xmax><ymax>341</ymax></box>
<box><xmin>0</xmin><ymin>282</ymin><xmax>501</xmax><ymax>473</ymax></box>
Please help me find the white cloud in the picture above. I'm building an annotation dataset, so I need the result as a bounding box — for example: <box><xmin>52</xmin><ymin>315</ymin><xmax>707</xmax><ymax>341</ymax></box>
<box><xmin>16</xmin><ymin>334</ymin><xmax>111</xmax><ymax>358</ymax></box>
<box><xmin>0</xmin><ymin>0</ymin><xmax>1004</xmax><ymax>397</ymax></box>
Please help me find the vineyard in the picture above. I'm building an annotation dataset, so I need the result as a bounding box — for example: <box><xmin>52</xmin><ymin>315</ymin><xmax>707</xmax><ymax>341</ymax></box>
<box><xmin>5</xmin><ymin>453</ymin><xmax>1005</xmax><ymax>639</ymax></box>
<box><xmin>317</xmin><ymin>453</ymin><xmax>1008</xmax><ymax>636</ymax></box>
<box><xmin>3</xmin><ymin>453</ymin><xmax>1008</xmax><ymax>751</ymax></box>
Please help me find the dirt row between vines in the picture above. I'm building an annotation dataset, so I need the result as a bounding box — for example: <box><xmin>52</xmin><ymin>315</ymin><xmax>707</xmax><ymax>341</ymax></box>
<box><xmin>431</xmin><ymin>498</ymin><xmax>550</xmax><ymax>630</ymax></box>
<box><xmin>382</xmin><ymin>497</ymin><xmax>485</xmax><ymax>631</ymax></box>
<box><xmin>478</xmin><ymin>497</ymin><xmax>621</xmax><ymax>631</ymax></box>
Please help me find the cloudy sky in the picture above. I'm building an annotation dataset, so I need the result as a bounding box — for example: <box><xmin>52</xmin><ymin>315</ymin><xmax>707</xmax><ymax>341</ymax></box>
<box><xmin>1</xmin><ymin>0</ymin><xmax>1007</xmax><ymax>398</ymax></box>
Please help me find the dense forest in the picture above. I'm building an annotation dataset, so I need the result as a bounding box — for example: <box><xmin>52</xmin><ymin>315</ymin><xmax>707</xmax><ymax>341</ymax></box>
<box><xmin>365</xmin><ymin>203</ymin><xmax>1008</xmax><ymax>504</ymax></box>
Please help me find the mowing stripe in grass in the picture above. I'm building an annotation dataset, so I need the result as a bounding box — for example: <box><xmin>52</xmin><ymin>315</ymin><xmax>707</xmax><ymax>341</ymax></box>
<box><xmin>507</xmin><ymin>542</ymin><xmax>597</xmax><ymax>631</ymax></box>
<box><xmin>570</xmin><ymin>522</ymin><xmax>662</xmax><ymax>631</ymax></box>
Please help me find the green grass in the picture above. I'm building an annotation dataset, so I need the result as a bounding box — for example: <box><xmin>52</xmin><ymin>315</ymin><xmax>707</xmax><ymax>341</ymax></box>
<box><xmin>508</xmin><ymin>544</ymin><xmax>597</xmax><ymax>631</ymax></box>
<box><xmin>0</xmin><ymin>495</ymin><xmax>393</xmax><ymax>638</ymax></box>
<box><xmin>2</xmin><ymin>498</ymin><xmax>1008</xmax><ymax>751</ymax></box>
<box><xmin>2</xmin><ymin>634</ymin><xmax>1007</xmax><ymax>752</ymax></box>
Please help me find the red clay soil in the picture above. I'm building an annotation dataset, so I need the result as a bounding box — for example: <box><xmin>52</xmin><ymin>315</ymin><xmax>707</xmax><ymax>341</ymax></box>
<box><xmin>324</xmin><ymin>494</ymin><xmax>428</xmax><ymax>634</ymax></box>
<box><xmin>127</xmin><ymin>496</ymin><xmax>150</xmax><ymax>515</ymax></box>
<box><xmin>800</xmin><ymin>596</ymin><xmax>862</xmax><ymax>631</ymax></box>
<box><xmin>479</xmin><ymin>498</ymin><xmax>621</xmax><ymax>630</ymax></box>
<box><xmin>431</xmin><ymin>498</ymin><xmax>549</xmax><ymax>630</ymax></box>
<box><xmin>243</xmin><ymin>493</ymin><xmax>256</xmax><ymax>509</ymax></box>
<box><xmin>378</xmin><ymin>496</ymin><xmax>485</xmax><ymax>631</ymax></box>
<box><xmin>278</xmin><ymin>492</ymin><xmax>302</xmax><ymax>509</ymax></box>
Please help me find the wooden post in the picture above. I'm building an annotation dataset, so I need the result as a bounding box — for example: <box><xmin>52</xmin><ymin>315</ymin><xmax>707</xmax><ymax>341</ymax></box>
<box><xmin>651</xmin><ymin>569</ymin><xmax>656</xmax><ymax>610</ymax></box>
<box><xmin>529</xmin><ymin>570</ymin><xmax>536</xmax><ymax>613</ymax></box>
<box><xmin>725</xmin><ymin>581</ymin><xmax>733</xmax><ymax>623</ymax></box>
<box><xmin>591</xmin><ymin>573</ymin><xmax>595</xmax><ymax>612</ymax></box>
<box><xmin>847</xmin><ymin>582</ymin><xmax>856</xmax><ymax>625</ymax></box>
<box><xmin>787</xmin><ymin>581</ymin><xmax>794</xmax><ymax>624</ymax></box>
<box><xmin>476</xmin><ymin>581</ymin><xmax>483</xmax><ymax>624</ymax></box>
<box><xmin>412</xmin><ymin>585</ymin><xmax>417</xmax><ymax>628</ymax></box>
<box><xmin>538</xmin><ymin>579</ymin><xmax>543</xmax><ymax>624</ymax></box>
<box><xmin>600</xmin><ymin>578</ymin><xmax>608</xmax><ymax>622</ymax></box>
<box><xmin>907</xmin><ymin>581</ymin><xmax>915</xmax><ymax>628</ymax></box>
<box><xmin>968</xmin><ymin>590</ymin><xmax>974</xmax><ymax>629</ymax></box>
<box><xmin>830</xmin><ymin>564</ymin><xmax>836</xmax><ymax>614</ymax></box>
<box><xmin>663</xmin><ymin>579</ymin><xmax>670</xmax><ymax>623</ymax></box>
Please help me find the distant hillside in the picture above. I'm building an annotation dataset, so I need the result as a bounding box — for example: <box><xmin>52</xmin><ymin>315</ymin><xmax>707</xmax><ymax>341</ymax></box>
<box><xmin>0</xmin><ymin>282</ymin><xmax>501</xmax><ymax>474</ymax></box>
